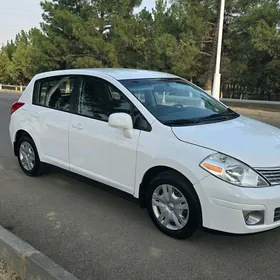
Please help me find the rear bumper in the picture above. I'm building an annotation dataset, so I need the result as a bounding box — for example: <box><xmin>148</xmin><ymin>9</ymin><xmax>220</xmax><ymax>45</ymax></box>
<box><xmin>195</xmin><ymin>175</ymin><xmax>280</xmax><ymax>234</ymax></box>
<box><xmin>9</xmin><ymin>116</ymin><xmax>20</xmax><ymax>156</ymax></box>
<box><xmin>9</xmin><ymin>120</ymin><xmax>15</xmax><ymax>145</ymax></box>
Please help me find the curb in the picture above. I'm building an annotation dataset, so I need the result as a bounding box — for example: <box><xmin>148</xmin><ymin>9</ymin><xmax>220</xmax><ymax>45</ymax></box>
<box><xmin>221</xmin><ymin>98</ymin><xmax>280</xmax><ymax>112</ymax></box>
<box><xmin>0</xmin><ymin>90</ymin><xmax>22</xmax><ymax>94</ymax></box>
<box><xmin>0</xmin><ymin>225</ymin><xmax>79</xmax><ymax>280</ymax></box>
<box><xmin>230</xmin><ymin>107</ymin><xmax>279</xmax><ymax>118</ymax></box>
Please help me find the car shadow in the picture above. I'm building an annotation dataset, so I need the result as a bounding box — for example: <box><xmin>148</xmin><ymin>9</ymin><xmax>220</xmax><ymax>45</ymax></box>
<box><xmin>46</xmin><ymin>164</ymin><xmax>280</xmax><ymax>246</ymax></box>
<box><xmin>46</xmin><ymin>164</ymin><xmax>139</xmax><ymax>205</ymax></box>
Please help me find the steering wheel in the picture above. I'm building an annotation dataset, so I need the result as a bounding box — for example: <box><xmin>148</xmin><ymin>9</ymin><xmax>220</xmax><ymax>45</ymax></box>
<box><xmin>172</xmin><ymin>104</ymin><xmax>184</xmax><ymax>109</ymax></box>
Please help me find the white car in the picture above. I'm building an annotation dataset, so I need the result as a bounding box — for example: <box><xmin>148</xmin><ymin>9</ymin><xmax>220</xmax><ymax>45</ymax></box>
<box><xmin>9</xmin><ymin>68</ymin><xmax>280</xmax><ymax>239</ymax></box>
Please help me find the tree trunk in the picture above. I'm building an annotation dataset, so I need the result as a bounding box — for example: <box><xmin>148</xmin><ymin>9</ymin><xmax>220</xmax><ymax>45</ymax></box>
<box><xmin>204</xmin><ymin>17</ymin><xmax>219</xmax><ymax>93</ymax></box>
<box><xmin>268</xmin><ymin>91</ymin><xmax>271</xmax><ymax>101</ymax></box>
<box><xmin>232</xmin><ymin>84</ymin><xmax>236</xmax><ymax>98</ymax></box>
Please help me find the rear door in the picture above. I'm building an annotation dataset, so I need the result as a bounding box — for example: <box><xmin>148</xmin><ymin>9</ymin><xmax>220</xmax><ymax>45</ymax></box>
<box><xmin>30</xmin><ymin>75</ymin><xmax>78</xmax><ymax>169</ymax></box>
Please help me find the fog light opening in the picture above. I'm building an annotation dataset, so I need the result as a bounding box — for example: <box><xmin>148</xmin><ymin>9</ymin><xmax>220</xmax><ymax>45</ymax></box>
<box><xmin>244</xmin><ymin>211</ymin><xmax>264</xmax><ymax>226</ymax></box>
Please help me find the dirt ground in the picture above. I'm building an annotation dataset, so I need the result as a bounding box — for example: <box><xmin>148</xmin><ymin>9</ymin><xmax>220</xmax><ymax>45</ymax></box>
<box><xmin>0</xmin><ymin>261</ymin><xmax>20</xmax><ymax>280</ymax></box>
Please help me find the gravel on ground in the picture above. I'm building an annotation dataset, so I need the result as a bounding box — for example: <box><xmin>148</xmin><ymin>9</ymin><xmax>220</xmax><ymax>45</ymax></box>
<box><xmin>0</xmin><ymin>261</ymin><xmax>20</xmax><ymax>280</ymax></box>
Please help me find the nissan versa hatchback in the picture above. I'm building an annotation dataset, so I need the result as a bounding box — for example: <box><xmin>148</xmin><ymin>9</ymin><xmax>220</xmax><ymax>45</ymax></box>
<box><xmin>9</xmin><ymin>68</ymin><xmax>280</xmax><ymax>239</ymax></box>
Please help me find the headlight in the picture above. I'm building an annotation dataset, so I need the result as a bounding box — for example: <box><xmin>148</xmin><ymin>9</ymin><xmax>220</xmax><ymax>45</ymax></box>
<box><xmin>200</xmin><ymin>153</ymin><xmax>269</xmax><ymax>187</ymax></box>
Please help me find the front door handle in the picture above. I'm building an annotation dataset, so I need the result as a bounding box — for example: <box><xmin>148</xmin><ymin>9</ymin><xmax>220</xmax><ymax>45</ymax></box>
<box><xmin>72</xmin><ymin>123</ymin><xmax>84</xmax><ymax>130</ymax></box>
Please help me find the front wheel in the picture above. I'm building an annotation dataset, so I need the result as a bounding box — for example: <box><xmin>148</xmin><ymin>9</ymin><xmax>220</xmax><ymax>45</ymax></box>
<box><xmin>146</xmin><ymin>171</ymin><xmax>201</xmax><ymax>239</ymax></box>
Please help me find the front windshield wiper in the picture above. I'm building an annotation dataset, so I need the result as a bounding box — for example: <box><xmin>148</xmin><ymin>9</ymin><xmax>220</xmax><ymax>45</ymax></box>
<box><xmin>162</xmin><ymin>111</ymin><xmax>239</xmax><ymax>126</ymax></box>
<box><xmin>162</xmin><ymin>119</ymin><xmax>198</xmax><ymax>125</ymax></box>
<box><xmin>198</xmin><ymin>111</ymin><xmax>239</xmax><ymax>122</ymax></box>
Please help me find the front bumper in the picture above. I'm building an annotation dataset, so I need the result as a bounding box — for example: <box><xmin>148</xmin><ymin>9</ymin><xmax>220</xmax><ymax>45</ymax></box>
<box><xmin>195</xmin><ymin>175</ymin><xmax>280</xmax><ymax>234</ymax></box>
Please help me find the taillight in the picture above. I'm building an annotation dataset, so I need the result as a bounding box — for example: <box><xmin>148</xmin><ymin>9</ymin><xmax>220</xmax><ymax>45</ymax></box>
<box><xmin>11</xmin><ymin>101</ymin><xmax>25</xmax><ymax>115</ymax></box>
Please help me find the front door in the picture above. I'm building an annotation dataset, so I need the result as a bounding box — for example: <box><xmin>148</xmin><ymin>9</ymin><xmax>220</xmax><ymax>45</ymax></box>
<box><xmin>69</xmin><ymin>76</ymin><xmax>141</xmax><ymax>194</ymax></box>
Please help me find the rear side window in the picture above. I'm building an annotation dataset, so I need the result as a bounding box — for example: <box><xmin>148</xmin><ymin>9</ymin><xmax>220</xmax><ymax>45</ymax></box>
<box><xmin>33</xmin><ymin>76</ymin><xmax>77</xmax><ymax>112</ymax></box>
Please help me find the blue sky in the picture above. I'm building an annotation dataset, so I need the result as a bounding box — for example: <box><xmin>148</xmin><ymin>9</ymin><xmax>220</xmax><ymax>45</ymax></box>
<box><xmin>0</xmin><ymin>0</ymin><xmax>156</xmax><ymax>44</ymax></box>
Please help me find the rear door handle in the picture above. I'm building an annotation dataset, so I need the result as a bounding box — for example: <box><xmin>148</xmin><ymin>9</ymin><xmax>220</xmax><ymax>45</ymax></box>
<box><xmin>72</xmin><ymin>123</ymin><xmax>84</xmax><ymax>130</ymax></box>
<box><xmin>31</xmin><ymin>112</ymin><xmax>39</xmax><ymax>118</ymax></box>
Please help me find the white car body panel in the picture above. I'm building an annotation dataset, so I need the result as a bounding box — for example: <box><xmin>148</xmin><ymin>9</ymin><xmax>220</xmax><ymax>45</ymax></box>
<box><xmin>33</xmin><ymin>68</ymin><xmax>178</xmax><ymax>81</ymax></box>
<box><xmin>9</xmin><ymin>68</ymin><xmax>280</xmax><ymax>235</ymax></box>
<box><xmin>29</xmin><ymin>105</ymin><xmax>71</xmax><ymax>170</ymax></box>
<box><xmin>195</xmin><ymin>175</ymin><xmax>280</xmax><ymax>234</ymax></box>
<box><xmin>172</xmin><ymin>115</ymin><xmax>280</xmax><ymax>167</ymax></box>
<box><xmin>133</xmin><ymin>121</ymin><xmax>212</xmax><ymax>198</ymax></box>
<box><xmin>69</xmin><ymin>114</ymin><xmax>141</xmax><ymax>194</ymax></box>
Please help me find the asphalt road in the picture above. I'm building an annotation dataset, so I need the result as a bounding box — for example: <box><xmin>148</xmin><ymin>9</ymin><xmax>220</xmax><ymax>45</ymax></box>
<box><xmin>1</xmin><ymin>91</ymin><xmax>280</xmax><ymax>280</ymax></box>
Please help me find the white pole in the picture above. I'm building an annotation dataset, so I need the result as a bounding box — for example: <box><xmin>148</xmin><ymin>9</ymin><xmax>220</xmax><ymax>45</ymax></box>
<box><xmin>212</xmin><ymin>0</ymin><xmax>225</xmax><ymax>100</ymax></box>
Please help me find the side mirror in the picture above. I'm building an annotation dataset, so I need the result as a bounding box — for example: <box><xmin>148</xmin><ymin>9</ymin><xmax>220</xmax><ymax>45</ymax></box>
<box><xmin>108</xmin><ymin>113</ymin><xmax>133</xmax><ymax>138</ymax></box>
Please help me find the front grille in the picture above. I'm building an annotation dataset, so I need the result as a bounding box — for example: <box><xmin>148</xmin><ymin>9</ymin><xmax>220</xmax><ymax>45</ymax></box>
<box><xmin>274</xmin><ymin>208</ymin><xmax>280</xmax><ymax>222</ymax></box>
<box><xmin>256</xmin><ymin>168</ymin><xmax>280</xmax><ymax>186</ymax></box>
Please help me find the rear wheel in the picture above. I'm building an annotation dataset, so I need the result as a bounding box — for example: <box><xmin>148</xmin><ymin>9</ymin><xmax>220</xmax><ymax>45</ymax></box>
<box><xmin>17</xmin><ymin>135</ymin><xmax>42</xmax><ymax>176</ymax></box>
<box><xmin>146</xmin><ymin>171</ymin><xmax>201</xmax><ymax>239</ymax></box>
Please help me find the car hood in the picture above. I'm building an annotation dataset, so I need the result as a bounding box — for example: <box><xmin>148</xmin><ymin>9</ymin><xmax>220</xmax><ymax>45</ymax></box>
<box><xmin>172</xmin><ymin>116</ymin><xmax>280</xmax><ymax>168</ymax></box>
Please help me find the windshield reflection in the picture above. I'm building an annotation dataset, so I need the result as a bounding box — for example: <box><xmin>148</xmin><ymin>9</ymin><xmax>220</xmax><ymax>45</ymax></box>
<box><xmin>120</xmin><ymin>78</ymin><xmax>239</xmax><ymax>126</ymax></box>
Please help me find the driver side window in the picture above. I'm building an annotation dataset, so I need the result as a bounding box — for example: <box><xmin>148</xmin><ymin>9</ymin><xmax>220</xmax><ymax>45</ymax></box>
<box><xmin>77</xmin><ymin>76</ymin><xmax>151</xmax><ymax>131</ymax></box>
<box><xmin>78</xmin><ymin>77</ymin><xmax>132</xmax><ymax>121</ymax></box>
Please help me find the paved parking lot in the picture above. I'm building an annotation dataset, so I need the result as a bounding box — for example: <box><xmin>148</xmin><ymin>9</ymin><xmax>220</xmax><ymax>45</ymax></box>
<box><xmin>0</xmin><ymin>92</ymin><xmax>280</xmax><ymax>280</ymax></box>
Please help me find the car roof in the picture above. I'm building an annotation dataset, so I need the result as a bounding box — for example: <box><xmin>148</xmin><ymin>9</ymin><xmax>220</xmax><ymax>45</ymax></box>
<box><xmin>34</xmin><ymin>68</ymin><xmax>179</xmax><ymax>81</ymax></box>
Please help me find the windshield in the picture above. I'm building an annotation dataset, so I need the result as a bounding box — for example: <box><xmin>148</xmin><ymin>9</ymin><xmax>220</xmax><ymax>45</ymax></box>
<box><xmin>120</xmin><ymin>78</ymin><xmax>239</xmax><ymax>126</ymax></box>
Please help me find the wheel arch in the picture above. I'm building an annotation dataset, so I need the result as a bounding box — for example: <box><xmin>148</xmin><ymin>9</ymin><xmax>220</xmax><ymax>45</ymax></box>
<box><xmin>138</xmin><ymin>166</ymin><xmax>201</xmax><ymax>212</ymax></box>
<box><xmin>14</xmin><ymin>130</ymin><xmax>36</xmax><ymax>156</ymax></box>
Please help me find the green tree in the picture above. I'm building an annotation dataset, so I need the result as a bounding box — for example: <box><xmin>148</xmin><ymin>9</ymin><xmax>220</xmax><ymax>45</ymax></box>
<box><xmin>222</xmin><ymin>0</ymin><xmax>280</xmax><ymax>100</ymax></box>
<box><xmin>0</xmin><ymin>48</ymin><xmax>12</xmax><ymax>84</ymax></box>
<box><xmin>0</xmin><ymin>0</ymin><xmax>280</xmax><ymax>101</ymax></box>
<box><xmin>8</xmin><ymin>28</ymin><xmax>54</xmax><ymax>84</ymax></box>
<box><xmin>40</xmin><ymin>0</ymin><xmax>141</xmax><ymax>68</ymax></box>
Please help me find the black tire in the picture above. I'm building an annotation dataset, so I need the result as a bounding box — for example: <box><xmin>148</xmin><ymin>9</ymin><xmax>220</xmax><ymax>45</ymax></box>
<box><xmin>17</xmin><ymin>135</ymin><xmax>42</xmax><ymax>177</ymax></box>
<box><xmin>146</xmin><ymin>170</ymin><xmax>201</xmax><ymax>239</ymax></box>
